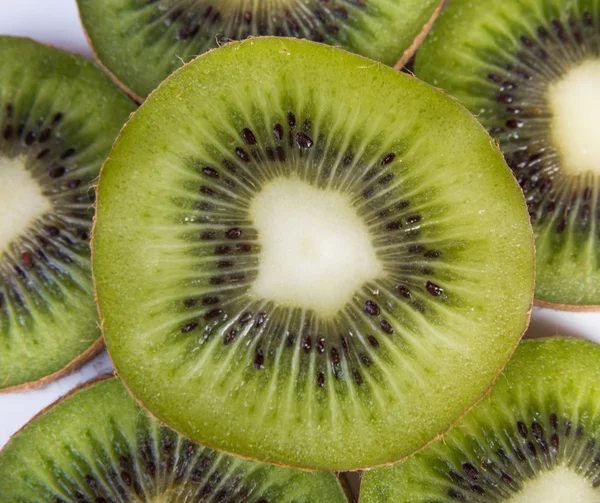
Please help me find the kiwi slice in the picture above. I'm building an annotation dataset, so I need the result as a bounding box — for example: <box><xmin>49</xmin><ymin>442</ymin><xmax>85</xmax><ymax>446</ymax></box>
<box><xmin>0</xmin><ymin>376</ymin><xmax>348</xmax><ymax>502</ymax></box>
<box><xmin>0</xmin><ymin>37</ymin><xmax>135</xmax><ymax>392</ymax></box>
<box><xmin>360</xmin><ymin>337</ymin><xmax>600</xmax><ymax>502</ymax></box>
<box><xmin>416</xmin><ymin>0</ymin><xmax>600</xmax><ymax>309</ymax></box>
<box><xmin>92</xmin><ymin>37</ymin><xmax>535</xmax><ymax>470</ymax></box>
<box><xmin>76</xmin><ymin>0</ymin><xmax>443</xmax><ymax>99</ymax></box>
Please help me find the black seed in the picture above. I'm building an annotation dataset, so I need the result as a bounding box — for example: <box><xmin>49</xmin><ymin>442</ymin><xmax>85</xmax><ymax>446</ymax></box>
<box><xmin>96</xmin><ymin>498</ymin><xmax>107</xmax><ymax>503</ymax></box>
<box><xmin>502</xmin><ymin>81</ymin><xmax>517</xmax><ymax>91</ymax></box>
<box><xmin>224</xmin><ymin>329</ymin><xmax>237</xmax><ymax>345</ymax></box>
<box><xmin>551</xmin><ymin>433</ymin><xmax>559</xmax><ymax>452</ymax></box>
<box><xmin>255</xmin><ymin>312</ymin><xmax>266</xmax><ymax>327</ymax></box>
<box><xmin>121</xmin><ymin>471</ymin><xmax>132</xmax><ymax>486</ymax></box>
<box><xmin>463</xmin><ymin>463</ymin><xmax>478</xmax><ymax>480</ymax></box>
<box><xmin>238</xmin><ymin>243</ymin><xmax>252</xmax><ymax>252</ymax></box>
<box><xmin>488</xmin><ymin>73</ymin><xmax>503</xmax><ymax>83</ymax></box>
<box><xmin>331</xmin><ymin>347</ymin><xmax>341</xmax><ymax>366</ymax></box>
<box><xmin>386</xmin><ymin>220</ymin><xmax>402</xmax><ymax>231</ymax></box>
<box><xmin>49</xmin><ymin>166</ymin><xmax>66</xmax><ymax>178</ymax></box>
<box><xmin>340</xmin><ymin>335</ymin><xmax>350</xmax><ymax>354</ymax></box>
<box><xmin>52</xmin><ymin>112</ymin><xmax>63</xmax><ymax>125</ymax></box>
<box><xmin>204</xmin><ymin>308</ymin><xmax>223</xmax><ymax>320</ymax></box>
<box><xmin>61</xmin><ymin>147</ymin><xmax>76</xmax><ymax>159</ymax></box>
<box><xmin>426</xmin><ymin>281</ymin><xmax>444</xmax><ymax>297</ymax></box>
<box><xmin>552</xmin><ymin>19</ymin><xmax>568</xmax><ymax>43</ymax></box>
<box><xmin>471</xmin><ymin>485</ymin><xmax>484</xmax><ymax>495</ymax></box>
<box><xmin>202</xmin><ymin>167</ymin><xmax>219</xmax><ymax>179</ymax></box>
<box><xmin>557</xmin><ymin>219</ymin><xmax>566</xmax><ymax>234</ymax></box>
<box><xmin>5</xmin><ymin>103</ymin><xmax>13</xmax><ymax>118</ymax></box>
<box><xmin>517</xmin><ymin>421</ymin><xmax>528</xmax><ymax>438</ymax></box>
<box><xmin>254</xmin><ymin>349</ymin><xmax>264</xmax><ymax>370</ymax></box>
<box><xmin>17</xmin><ymin>124</ymin><xmax>24</xmax><ymax>137</ymax></box>
<box><xmin>448</xmin><ymin>488</ymin><xmax>465</xmax><ymax>500</ymax></box>
<box><xmin>449</xmin><ymin>471</ymin><xmax>465</xmax><ymax>484</ymax></box>
<box><xmin>316</xmin><ymin>371</ymin><xmax>326</xmax><ymax>388</ymax></box>
<box><xmin>527</xmin><ymin>441</ymin><xmax>537</xmax><ymax>457</ymax></box>
<box><xmin>352</xmin><ymin>368</ymin><xmax>363</xmax><ymax>385</ymax></box>
<box><xmin>287</xmin><ymin>112</ymin><xmax>296</xmax><ymax>130</ymax></box>
<box><xmin>497</xmin><ymin>448</ymin><xmax>510</xmax><ymax>464</ymax></box>
<box><xmin>184</xmin><ymin>298</ymin><xmax>198</xmax><ymax>308</ymax></box>
<box><xmin>37</xmin><ymin>148</ymin><xmax>50</xmax><ymax>159</ymax></box>
<box><xmin>44</xmin><ymin>225</ymin><xmax>60</xmax><ymax>237</ymax></box>
<box><xmin>532</xmin><ymin>422</ymin><xmax>543</xmax><ymax>440</ymax></box>
<box><xmin>359</xmin><ymin>353</ymin><xmax>371</xmax><ymax>366</ymax></box>
<box><xmin>501</xmin><ymin>472</ymin><xmax>514</xmax><ymax>484</ymax></box>
<box><xmin>497</xmin><ymin>95</ymin><xmax>514</xmax><ymax>104</ymax></box>
<box><xmin>367</xmin><ymin>335</ymin><xmax>379</xmax><ymax>348</ymax></box>
<box><xmin>584</xmin><ymin>11</ymin><xmax>593</xmax><ymax>26</ymax></box>
<box><xmin>397</xmin><ymin>285</ymin><xmax>411</xmax><ymax>299</ymax></box>
<box><xmin>275</xmin><ymin>146</ymin><xmax>286</xmax><ymax>162</ymax></box>
<box><xmin>316</xmin><ymin>336</ymin><xmax>325</xmax><ymax>354</ymax></box>
<box><xmin>181</xmin><ymin>322</ymin><xmax>198</xmax><ymax>333</ymax></box>
<box><xmin>24</xmin><ymin>131</ymin><xmax>36</xmax><ymax>145</ymax></box>
<box><xmin>409</xmin><ymin>244</ymin><xmax>424</xmax><ymax>253</ymax></box>
<box><xmin>119</xmin><ymin>456</ymin><xmax>129</xmax><ymax>470</ymax></box>
<box><xmin>2</xmin><ymin>124</ymin><xmax>12</xmax><ymax>139</ymax></box>
<box><xmin>343</xmin><ymin>151</ymin><xmax>354</xmax><ymax>166</ymax></box>
<box><xmin>381</xmin><ymin>153</ymin><xmax>396</xmax><ymax>165</ymax></box>
<box><xmin>550</xmin><ymin>413</ymin><xmax>558</xmax><ymax>430</ymax></box>
<box><xmin>565</xmin><ymin>420</ymin><xmax>572</xmax><ymax>437</ymax></box>
<box><xmin>506</xmin><ymin>119</ymin><xmax>524</xmax><ymax>128</ymax></box>
<box><xmin>200</xmin><ymin>185</ymin><xmax>215</xmax><ymax>197</ymax></box>
<box><xmin>217</xmin><ymin>260</ymin><xmax>233</xmax><ymax>268</ymax></box>
<box><xmin>241</xmin><ymin>128</ymin><xmax>257</xmax><ymax>145</ymax></box>
<box><xmin>296</xmin><ymin>132</ymin><xmax>313</xmax><ymax>150</ymax></box>
<box><xmin>303</xmin><ymin>335</ymin><xmax>312</xmax><ymax>353</ymax></box>
<box><xmin>406</xmin><ymin>214</ymin><xmax>422</xmax><ymax>224</ymax></box>
<box><xmin>235</xmin><ymin>148</ymin><xmax>250</xmax><ymax>162</ymax></box>
<box><xmin>239</xmin><ymin>312</ymin><xmax>253</xmax><ymax>325</ymax></box>
<box><xmin>380</xmin><ymin>319</ymin><xmax>393</xmax><ymax>334</ymax></box>
<box><xmin>226</xmin><ymin>228</ymin><xmax>243</xmax><ymax>239</ymax></box>
<box><xmin>215</xmin><ymin>246</ymin><xmax>231</xmax><ymax>255</ymax></box>
<box><xmin>67</xmin><ymin>179</ymin><xmax>82</xmax><ymax>190</ymax></box>
<box><xmin>365</xmin><ymin>300</ymin><xmax>380</xmax><ymax>316</ymax></box>
<box><xmin>273</xmin><ymin>124</ymin><xmax>284</xmax><ymax>141</ymax></box>
<box><xmin>425</xmin><ymin>250</ymin><xmax>441</xmax><ymax>258</ymax></box>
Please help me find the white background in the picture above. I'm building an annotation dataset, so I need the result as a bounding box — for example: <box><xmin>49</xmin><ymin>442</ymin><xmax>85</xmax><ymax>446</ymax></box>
<box><xmin>0</xmin><ymin>0</ymin><xmax>599</xmax><ymax>485</ymax></box>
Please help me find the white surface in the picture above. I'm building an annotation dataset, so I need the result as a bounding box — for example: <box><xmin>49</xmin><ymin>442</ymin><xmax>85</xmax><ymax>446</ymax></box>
<box><xmin>0</xmin><ymin>2</ymin><xmax>599</xmax><ymax>492</ymax></box>
<box><xmin>549</xmin><ymin>60</ymin><xmax>600</xmax><ymax>175</ymax></box>
<box><xmin>251</xmin><ymin>178</ymin><xmax>383</xmax><ymax>317</ymax></box>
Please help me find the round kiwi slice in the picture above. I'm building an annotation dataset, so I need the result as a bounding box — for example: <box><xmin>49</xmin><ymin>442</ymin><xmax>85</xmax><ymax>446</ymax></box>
<box><xmin>360</xmin><ymin>337</ymin><xmax>600</xmax><ymax>502</ymax></box>
<box><xmin>0</xmin><ymin>36</ymin><xmax>135</xmax><ymax>392</ymax></box>
<box><xmin>416</xmin><ymin>0</ymin><xmax>600</xmax><ymax>309</ymax></box>
<box><xmin>0</xmin><ymin>376</ymin><xmax>348</xmax><ymax>502</ymax></box>
<box><xmin>92</xmin><ymin>37</ymin><xmax>535</xmax><ymax>470</ymax></box>
<box><xmin>76</xmin><ymin>0</ymin><xmax>444</xmax><ymax>99</ymax></box>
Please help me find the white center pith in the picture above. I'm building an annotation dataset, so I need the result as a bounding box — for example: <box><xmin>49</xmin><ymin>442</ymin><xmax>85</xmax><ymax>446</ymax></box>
<box><xmin>0</xmin><ymin>156</ymin><xmax>51</xmax><ymax>254</ymax></box>
<box><xmin>549</xmin><ymin>59</ymin><xmax>600</xmax><ymax>175</ymax></box>
<box><xmin>250</xmin><ymin>177</ymin><xmax>384</xmax><ymax>317</ymax></box>
<box><xmin>507</xmin><ymin>466</ymin><xmax>598</xmax><ymax>503</ymax></box>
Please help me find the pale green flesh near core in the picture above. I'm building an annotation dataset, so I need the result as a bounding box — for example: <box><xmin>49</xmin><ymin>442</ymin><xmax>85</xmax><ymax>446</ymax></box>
<box><xmin>415</xmin><ymin>0</ymin><xmax>600</xmax><ymax>306</ymax></box>
<box><xmin>361</xmin><ymin>338</ymin><xmax>600</xmax><ymax>502</ymax></box>
<box><xmin>0</xmin><ymin>36</ymin><xmax>135</xmax><ymax>390</ymax></box>
<box><xmin>76</xmin><ymin>0</ymin><xmax>441</xmax><ymax>97</ymax></box>
<box><xmin>0</xmin><ymin>156</ymin><xmax>51</xmax><ymax>253</ymax></box>
<box><xmin>92</xmin><ymin>38</ymin><xmax>534</xmax><ymax>470</ymax></box>
<box><xmin>0</xmin><ymin>378</ymin><xmax>347</xmax><ymax>503</ymax></box>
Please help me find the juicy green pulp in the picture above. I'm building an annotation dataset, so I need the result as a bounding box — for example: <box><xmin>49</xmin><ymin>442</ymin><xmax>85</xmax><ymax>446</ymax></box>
<box><xmin>416</xmin><ymin>0</ymin><xmax>600</xmax><ymax>307</ymax></box>
<box><xmin>0</xmin><ymin>378</ymin><xmax>347</xmax><ymax>502</ymax></box>
<box><xmin>92</xmin><ymin>38</ymin><xmax>534</xmax><ymax>470</ymax></box>
<box><xmin>360</xmin><ymin>338</ymin><xmax>600</xmax><ymax>502</ymax></box>
<box><xmin>77</xmin><ymin>0</ymin><xmax>441</xmax><ymax>98</ymax></box>
<box><xmin>0</xmin><ymin>37</ymin><xmax>135</xmax><ymax>390</ymax></box>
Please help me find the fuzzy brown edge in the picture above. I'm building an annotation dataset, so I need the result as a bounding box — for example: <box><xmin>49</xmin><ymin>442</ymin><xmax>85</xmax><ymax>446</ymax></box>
<box><xmin>0</xmin><ymin>374</ymin><xmax>115</xmax><ymax>457</ymax></box>
<box><xmin>393</xmin><ymin>0</ymin><xmax>446</xmax><ymax>71</ymax></box>
<box><xmin>336</xmin><ymin>472</ymin><xmax>358</xmax><ymax>502</ymax></box>
<box><xmin>534</xmin><ymin>298</ymin><xmax>600</xmax><ymax>312</ymax></box>
<box><xmin>91</xmin><ymin>37</ymin><xmax>536</xmax><ymax>473</ymax></box>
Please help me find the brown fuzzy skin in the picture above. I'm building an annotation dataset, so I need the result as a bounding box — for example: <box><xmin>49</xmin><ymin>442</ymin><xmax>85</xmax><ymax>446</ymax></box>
<box><xmin>0</xmin><ymin>373</ymin><xmax>115</xmax><ymax>455</ymax></box>
<box><xmin>91</xmin><ymin>37</ymin><xmax>536</xmax><ymax>473</ymax></box>
<box><xmin>0</xmin><ymin>337</ymin><xmax>105</xmax><ymax>395</ymax></box>
<box><xmin>394</xmin><ymin>0</ymin><xmax>446</xmax><ymax>71</ymax></box>
<box><xmin>534</xmin><ymin>299</ymin><xmax>600</xmax><ymax>312</ymax></box>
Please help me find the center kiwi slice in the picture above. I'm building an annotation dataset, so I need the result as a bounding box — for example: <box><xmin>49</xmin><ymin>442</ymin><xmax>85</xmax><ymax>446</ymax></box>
<box><xmin>92</xmin><ymin>37</ymin><xmax>535</xmax><ymax>470</ymax></box>
<box><xmin>0</xmin><ymin>376</ymin><xmax>348</xmax><ymax>502</ymax></box>
<box><xmin>360</xmin><ymin>337</ymin><xmax>600</xmax><ymax>503</ymax></box>
<box><xmin>416</xmin><ymin>0</ymin><xmax>600</xmax><ymax>309</ymax></box>
<box><xmin>0</xmin><ymin>36</ymin><xmax>135</xmax><ymax>392</ymax></box>
<box><xmin>76</xmin><ymin>0</ymin><xmax>443</xmax><ymax>99</ymax></box>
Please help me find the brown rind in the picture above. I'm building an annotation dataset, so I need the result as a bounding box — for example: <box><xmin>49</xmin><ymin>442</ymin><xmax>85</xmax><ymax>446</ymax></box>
<box><xmin>534</xmin><ymin>299</ymin><xmax>600</xmax><ymax>312</ymax></box>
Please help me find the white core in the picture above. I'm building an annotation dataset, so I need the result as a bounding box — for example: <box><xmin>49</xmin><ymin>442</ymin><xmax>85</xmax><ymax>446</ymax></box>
<box><xmin>507</xmin><ymin>466</ymin><xmax>598</xmax><ymax>503</ymax></box>
<box><xmin>0</xmin><ymin>156</ymin><xmax>51</xmax><ymax>254</ymax></box>
<box><xmin>549</xmin><ymin>59</ymin><xmax>600</xmax><ymax>175</ymax></box>
<box><xmin>250</xmin><ymin>177</ymin><xmax>384</xmax><ymax>317</ymax></box>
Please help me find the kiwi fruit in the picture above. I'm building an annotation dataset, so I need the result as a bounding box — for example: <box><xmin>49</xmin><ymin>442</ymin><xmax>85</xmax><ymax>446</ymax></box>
<box><xmin>360</xmin><ymin>337</ymin><xmax>600</xmax><ymax>502</ymax></box>
<box><xmin>416</xmin><ymin>0</ymin><xmax>600</xmax><ymax>309</ymax></box>
<box><xmin>76</xmin><ymin>0</ymin><xmax>444</xmax><ymax>99</ymax></box>
<box><xmin>92</xmin><ymin>37</ymin><xmax>535</xmax><ymax>470</ymax></box>
<box><xmin>0</xmin><ymin>36</ymin><xmax>135</xmax><ymax>392</ymax></box>
<box><xmin>0</xmin><ymin>376</ymin><xmax>348</xmax><ymax>502</ymax></box>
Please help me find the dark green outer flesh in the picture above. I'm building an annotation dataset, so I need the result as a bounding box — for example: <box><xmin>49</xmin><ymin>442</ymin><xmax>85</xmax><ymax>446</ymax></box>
<box><xmin>0</xmin><ymin>37</ymin><xmax>135</xmax><ymax>391</ymax></box>
<box><xmin>416</xmin><ymin>0</ymin><xmax>600</xmax><ymax>307</ymax></box>
<box><xmin>360</xmin><ymin>337</ymin><xmax>600</xmax><ymax>502</ymax></box>
<box><xmin>92</xmin><ymin>38</ymin><xmax>534</xmax><ymax>470</ymax></box>
<box><xmin>77</xmin><ymin>0</ymin><xmax>441</xmax><ymax>98</ymax></box>
<box><xmin>0</xmin><ymin>377</ymin><xmax>347</xmax><ymax>503</ymax></box>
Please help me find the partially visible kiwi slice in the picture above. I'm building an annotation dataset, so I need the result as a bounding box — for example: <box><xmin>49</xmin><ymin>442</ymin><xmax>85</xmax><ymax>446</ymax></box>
<box><xmin>92</xmin><ymin>38</ymin><xmax>535</xmax><ymax>470</ymax></box>
<box><xmin>416</xmin><ymin>0</ymin><xmax>600</xmax><ymax>309</ymax></box>
<box><xmin>0</xmin><ymin>37</ymin><xmax>135</xmax><ymax>392</ymax></box>
<box><xmin>360</xmin><ymin>337</ymin><xmax>600</xmax><ymax>502</ymax></box>
<box><xmin>0</xmin><ymin>376</ymin><xmax>348</xmax><ymax>502</ymax></box>
<box><xmin>76</xmin><ymin>0</ymin><xmax>443</xmax><ymax>99</ymax></box>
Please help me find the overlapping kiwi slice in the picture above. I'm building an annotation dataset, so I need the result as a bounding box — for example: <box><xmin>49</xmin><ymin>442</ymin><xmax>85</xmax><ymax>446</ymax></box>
<box><xmin>0</xmin><ymin>37</ymin><xmax>135</xmax><ymax>392</ymax></box>
<box><xmin>416</xmin><ymin>0</ymin><xmax>600</xmax><ymax>309</ymax></box>
<box><xmin>361</xmin><ymin>337</ymin><xmax>600</xmax><ymax>502</ymax></box>
<box><xmin>0</xmin><ymin>377</ymin><xmax>348</xmax><ymax>502</ymax></box>
<box><xmin>76</xmin><ymin>0</ymin><xmax>443</xmax><ymax>99</ymax></box>
<box><xmin>92</xmin><ymin>38</ymin><xmax>535</xmax><ymax>470</ymax></box>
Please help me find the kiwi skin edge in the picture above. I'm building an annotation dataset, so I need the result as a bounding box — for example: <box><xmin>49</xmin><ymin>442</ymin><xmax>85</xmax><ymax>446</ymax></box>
<box><xmin>394</xmin><ymin>0</ymin><xmax>447</xmax><ymax>71</ymax></box>
<box><xmin>90</xmin><ymin>37</ymin><xmax>535</xmax><ymax>472</ymax></box>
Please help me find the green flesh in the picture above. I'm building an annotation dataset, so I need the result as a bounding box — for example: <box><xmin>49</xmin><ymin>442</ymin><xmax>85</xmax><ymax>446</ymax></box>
<box><xmin>0</xmin><ymin>377</ymin><xmax>347</xmax><ymax>502</ymax></box>
<box><xmin>360</xmin><ymin>337</ymin><xmax>600</xmax><ymax>502</ymax></box>
<box><xmin>416</xmin><ymin>0</ymin><xmax>600</xmax><ymax>307</ymax></box>
<box><xmin>92</xmin><ymin>38</ymin><xmax>534</xmax><ymax>470</ymax></box>
<box><xmin>0</xmin><ymin>37</ymin><xmax>135</xmax><ymax>391</ymax></box>
<box><xmin>77</xmin><ymin>0</ymin><xmax>441</xmax><ymax>98</ymax></box>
